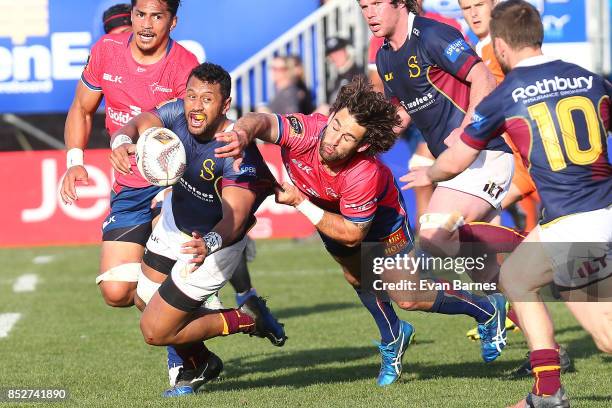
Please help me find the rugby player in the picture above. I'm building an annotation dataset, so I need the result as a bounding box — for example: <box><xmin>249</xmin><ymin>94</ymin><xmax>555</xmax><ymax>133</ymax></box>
<box><xmin>102</xmin><ymin>4</ymin><xmax>132</xmax><ymax>35</ymax></box>
<box><xmin>60</xmin><ymin>0</ymin><xmax>285</xmax><ymax>384</ymax></box>
<box><xmin>457</xmin><ymin>0</ymin><xmax>574</xmax><ymax>377</ymax></box>
<box><xmin>459</xmin><ymin>0</ymin><xmax>540</xmax><ymax>234</ymax></box>
<box><xmin>359</xmin><ymin>1</ymin><xmax>527</xmax><ymax>343</ymax></box>
<box><xmin>403</xmin><ymin>1</ymin><xmax>612</xmax><ymax>406</ymax></box>
<box><xmin>110</xmin><ymin>62</ymin><xmax>285</xmax><ymax>396</ymax></box>
<box><xmin>59</xmin><ymin>0</ymin><xmax>200</xmax><ymax>382</ymax></box>
<box><xmin>215</xmin><ymin>76</ymin><xmax>508</xmax><ymax>386</ymax></box>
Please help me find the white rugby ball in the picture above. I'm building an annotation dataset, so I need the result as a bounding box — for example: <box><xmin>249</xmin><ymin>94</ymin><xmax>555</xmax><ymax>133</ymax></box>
<box><xmin>136</xmin><ymin>127</ymin><xmax>187</xmax><ymax>186</ymax></box>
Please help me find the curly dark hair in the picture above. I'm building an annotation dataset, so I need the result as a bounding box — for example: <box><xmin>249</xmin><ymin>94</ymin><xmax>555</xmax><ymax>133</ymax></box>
<box><xmin>188</xmin><ymin>63</ymin><xmax>231</xmax><ymax>100</ymax></box>
<box><xmin>329</xmin><ymin>76</ymin><xmax>401</xmax><ymax>156</ymax></box>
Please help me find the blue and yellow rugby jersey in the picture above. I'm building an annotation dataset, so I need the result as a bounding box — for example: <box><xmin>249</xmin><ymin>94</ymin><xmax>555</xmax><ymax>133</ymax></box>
<box><xmin>375</xmin><ymin>13</ymin><xmax>510</xmax><ymax>157</ymax></box>
<box><xmin>461</xmin><ymin>56</ymin><xmax>612</xmax><ymax>224</ymax></box>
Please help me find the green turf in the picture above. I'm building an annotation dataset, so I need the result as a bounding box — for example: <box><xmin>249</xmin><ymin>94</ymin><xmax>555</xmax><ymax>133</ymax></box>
<box><xmin>0</xmin><ymin>241</ymin><xmax>610</xmax><ymax>407</ymax></box>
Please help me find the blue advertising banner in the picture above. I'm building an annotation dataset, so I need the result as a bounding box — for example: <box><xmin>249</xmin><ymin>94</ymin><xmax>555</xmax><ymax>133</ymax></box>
<box><xmin>0</xmin><ymin>0</ymin><xmax>318</xmax><ymax>114</ymax></box>
<box><xmin>423</xmin><ymin>0</ymin><xmax>586</xmax><ymax>43</ymax></box>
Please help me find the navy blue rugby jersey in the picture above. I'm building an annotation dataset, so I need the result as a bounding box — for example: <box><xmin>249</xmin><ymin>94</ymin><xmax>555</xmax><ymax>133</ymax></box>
<box><xmin>376</xmin><ymin>13</ymin><xmax>509</xmax><ymax>157</ymax></box>
<box><xmin>461</xmin><ymin>57</ymin><xmax>612</xmax><ymax>224</ymax></box>
<box><xmin>153</xmin><ymin>99</ymin><xmax>274</xmax><ymax>235</ymax></box>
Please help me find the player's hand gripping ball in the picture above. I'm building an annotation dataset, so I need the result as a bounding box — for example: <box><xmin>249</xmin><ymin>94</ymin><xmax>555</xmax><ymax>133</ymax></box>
<box><xmin>136</xmin><ymin>127</ymin><xmax>187</xmax><ymax>186</ymax></box>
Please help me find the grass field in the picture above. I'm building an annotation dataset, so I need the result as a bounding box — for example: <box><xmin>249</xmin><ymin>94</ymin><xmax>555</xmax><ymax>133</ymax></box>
<box><xmin>0</xmin><ymin>240</ymin><xmax>611</xmax><ymax>407</ymax></box>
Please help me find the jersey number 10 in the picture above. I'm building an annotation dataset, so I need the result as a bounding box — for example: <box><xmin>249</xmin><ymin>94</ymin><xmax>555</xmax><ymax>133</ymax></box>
<box><xmin>527</xmin><ymin>95</ymin><xmax>604</xmax><ymax>171</ymax></box>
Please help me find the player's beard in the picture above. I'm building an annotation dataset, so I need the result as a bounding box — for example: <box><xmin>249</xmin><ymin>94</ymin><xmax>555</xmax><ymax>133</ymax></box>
<box><xmin>319</xmin><ymin>141</ymin><xmax>349</xmax><ymax>163</ymax></box>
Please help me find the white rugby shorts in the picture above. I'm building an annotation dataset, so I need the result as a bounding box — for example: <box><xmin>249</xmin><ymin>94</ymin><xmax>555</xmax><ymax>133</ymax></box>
<box><xmin>438</xmin><ymin>149</ymin><xmax>514</xmax><ymax>209</ymax></box>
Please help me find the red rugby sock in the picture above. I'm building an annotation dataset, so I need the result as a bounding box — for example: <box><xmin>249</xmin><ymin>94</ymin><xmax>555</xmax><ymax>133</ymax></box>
<box><xmin>219</xmin><ymin>309</ymin><xmax>255</xmax><ymax>335</ymax></box>
<box><xmin>530</xmin><ymin>349</ymin><xmax>561</xmax><ymax>396</ymax></box>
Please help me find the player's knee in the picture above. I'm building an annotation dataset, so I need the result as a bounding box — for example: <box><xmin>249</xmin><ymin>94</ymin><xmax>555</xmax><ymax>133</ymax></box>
<box><xmin>592</xmin><ymin>327</ymin><xmax>612</xmax><ymax>354</ymax></box>
<box><xmin>99</xmin><ymin>281</ymin><xmax>136</xmax><ymax>307</ymax></box>
<box><xmin>418</xmin><ymin>212</ymin><xmax>464</xmax><ymax>256</ymax></box>
<box><xmin>396</xmin><ymin>301</ymin><xmax>422</xmax><ymax>311</ymax></box>
<box><xmin>96</xmin><ymin>263</ymin><xmax>140</xmax><ymax>307</ymax></box>
<box><xmin>140</xmin><ymin>318</ymin><xmax>169</xmax><ymax>346</ymax></box>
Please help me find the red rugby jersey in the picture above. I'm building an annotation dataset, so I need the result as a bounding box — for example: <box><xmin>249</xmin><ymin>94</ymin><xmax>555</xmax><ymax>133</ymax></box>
<box><xmin>81</xmin><ymin>31</ymin><xmax>198</xmax><ymax>187</ymax></box>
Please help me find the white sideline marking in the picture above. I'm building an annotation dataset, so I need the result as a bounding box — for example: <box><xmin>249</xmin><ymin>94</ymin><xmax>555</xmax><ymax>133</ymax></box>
<box><xmin>0</xmin><ymin>313</ymin><xmax>21</xmax><ymax>338</ymax></box>
<box><xmin>13</xmin><ymin>274</ymin><xmax>38</xmax><ymax>293</ymax></box>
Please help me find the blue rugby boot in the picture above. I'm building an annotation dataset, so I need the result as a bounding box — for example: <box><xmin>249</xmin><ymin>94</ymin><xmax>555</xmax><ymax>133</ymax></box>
<box><xmin>375</xmin><ymin>320</ymin><xmax>415</xmax><ymax>386</ymax></box>
<box><xmin>162</xmin><ymin>352</ymin><xmax>223</xmax><ymax>397</ymax></box>
<box><xmin>478</xmin><ymin>293</ymin><xmax>508</xmax><ymax>363</ymax></box>
<box><xmin>240</xmin><ymin>296</ymin><xmax>287</xmax><ymax>347</ymax></box>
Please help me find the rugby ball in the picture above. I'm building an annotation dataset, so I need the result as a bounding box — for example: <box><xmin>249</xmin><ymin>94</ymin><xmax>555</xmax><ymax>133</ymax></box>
<box><xmin>136</xmin><ymin>127</ymin><xmax>187</xmax><ymax>186</ymax></box>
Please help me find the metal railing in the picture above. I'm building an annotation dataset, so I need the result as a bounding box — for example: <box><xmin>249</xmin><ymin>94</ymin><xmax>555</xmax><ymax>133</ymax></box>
<box><xmin>229</xmin><ymin>0</ymin><xmax>369</xmax><ymax>117</ymax></box>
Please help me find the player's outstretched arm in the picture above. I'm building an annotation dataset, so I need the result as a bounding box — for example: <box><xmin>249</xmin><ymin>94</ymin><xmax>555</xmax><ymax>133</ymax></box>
<box><xmin>214</xmin><ymin>112</ymin><xmax>279</xmax><ymax>160</ymax></box>
<box><xmin>60</xmin><ymin>81</ymin><xmax>103</xmax><ymax>204</ymax></box>
<box><xmin>400</xmin><ymin>139</ymin><xmax>480</xmax><ymax>189</ymax></box>
<box><xmin>180</xmin><ymin>186</ymin><xmax>257</xmax><ymax>269</ymax></box>
<box><xmin>109</xmin><ymin>112</ymin><xmax>163</xmax><ymax>175</ymax></box>
<box><xmin>275</xmin><ymin>182</ymin><xmax>371</xmax><ymax>247</ymax></box>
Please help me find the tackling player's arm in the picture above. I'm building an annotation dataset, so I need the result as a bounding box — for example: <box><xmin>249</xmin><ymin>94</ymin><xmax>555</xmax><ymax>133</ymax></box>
<box><xmin>275</xmin><ymin>182</ymin><xmax>371</xmax><ymax>247</ymax></box>
<box><xmin>213</xmin><ymin>112</ymin><xmax>279</xmax><ymax>162</ymax></box>
<box><xmin>108</xmin><ymin>112</ymin><xmax>164</xmax><ymax>175</ymax></box>
<box><xmin>402</xmin><ymin>88</ymin><xmax>504</xmax><ymax>189</ymax></box>
<box><xmin>60</xmin><ymin>82</ymin><xmax>103</xmax><ymax>204</ymax></box>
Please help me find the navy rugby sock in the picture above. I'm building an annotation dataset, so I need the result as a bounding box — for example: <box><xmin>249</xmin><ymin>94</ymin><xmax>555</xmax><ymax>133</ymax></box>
<box><xmin>428</xmin><ymin>279</ymin><xmax>495</xmax><ymax>324</ymax></box>
<box><xmin>356</xmin><ymin>289</ymin><xmax>400</xmax><ymax>344</ymax></box>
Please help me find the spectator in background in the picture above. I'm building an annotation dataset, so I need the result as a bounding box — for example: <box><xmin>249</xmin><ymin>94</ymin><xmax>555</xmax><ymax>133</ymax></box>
<box><xmin>261</xmin><ymin>56</ymin><xmax>313</xmax><ymax>114</ymax></box>
<box><xmin>324</xmin><ymin>37</ymin><xmax>363</xmax><ymax>105</ymax></box>
<box><xmin>286</xmin><ymin>55</ymin><xmax>315</xmax><ymax>114</ymax></box>
<box><xmin>102</xmin><ymin>3</ymin><xmax>132</xmax><ymax>34</ymax></box>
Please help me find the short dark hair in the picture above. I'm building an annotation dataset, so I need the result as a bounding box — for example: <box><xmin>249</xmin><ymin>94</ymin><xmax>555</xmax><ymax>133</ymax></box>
<box><xmin>131</xmin><ymin>0</ymin><xmax>181</xmax><ymax>17</ymax></box>
<box><xmin>490</xmin><ymin>0</ymin><xmax>543</xmax><ymax>49</ymax></box>
<box><xmin>357</xmin><ymin>0</ymin><xmax>418</xmax><ymax>14</ymax></box>
<box><xmin>103</xmin><ymin>4</ymin><xmax>132</xmax><ymax>34</ymax></box>
<box><xmin>329</xmin><ymin>76</ymin><xmax>401</xmax><ymax>156</ymax></box>
<box><xmin>391</xmin><ymin>0</ymin><xmax>419</xmax><ymax>14</ymax></box>
<box><xmin>188</xmin><ymin>63</ymin><xmax>232</xmax><ymax>100</ymax></box>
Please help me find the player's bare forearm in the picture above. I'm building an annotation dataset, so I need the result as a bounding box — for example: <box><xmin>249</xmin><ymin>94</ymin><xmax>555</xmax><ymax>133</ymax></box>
<box><xmin>234</xmin><ymin>112</ymin><xmax>279</xmax><ymax>144</ymax></box>
<box><xmin>214</xmin><ymin>186</ymin><xmax>257</xmax><ymax>247</ymax></box>
<box><xmin>461</xmin><ymin>62</ymin><xmax>496</xmax><ymax>129</ymax></box>
<box><xmin>64</xmin><ymin>82</ymin><xmax>103</xmax><ymax>149</ymax></box>
<box><xmin>316</xmin><ymin>213</ymin><xmax>371</xmax><ymax>248</ymax></box>
<box><xmin>214</xmin><ymin>112</ymin><xmax>278</xmax><ymax>160</ymax></box>
<box><xmin>427</xmin><ymin>140</ymin><xmax>480</xmax><ymax>182</ymax></box>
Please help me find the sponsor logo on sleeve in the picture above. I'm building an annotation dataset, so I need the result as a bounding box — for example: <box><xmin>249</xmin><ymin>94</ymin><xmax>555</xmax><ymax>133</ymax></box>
<box><xmin>344</xmin><ymin>198</ymin><xmax>378</xmax><ymax>212</ymax></box>
<box><xmin>287</xmin><ymin>115</ymin><xmax>304</xmax><ymax>137</ymax></box>
<box><xmin>471</xmin><ymin>111</ymin><xmax>487</xmax><ymax>130</ymax></box>
<box><xmin>444</xmin><ymin>39</ymin><xmax>470</xmax><ymax>63</ymax></box>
